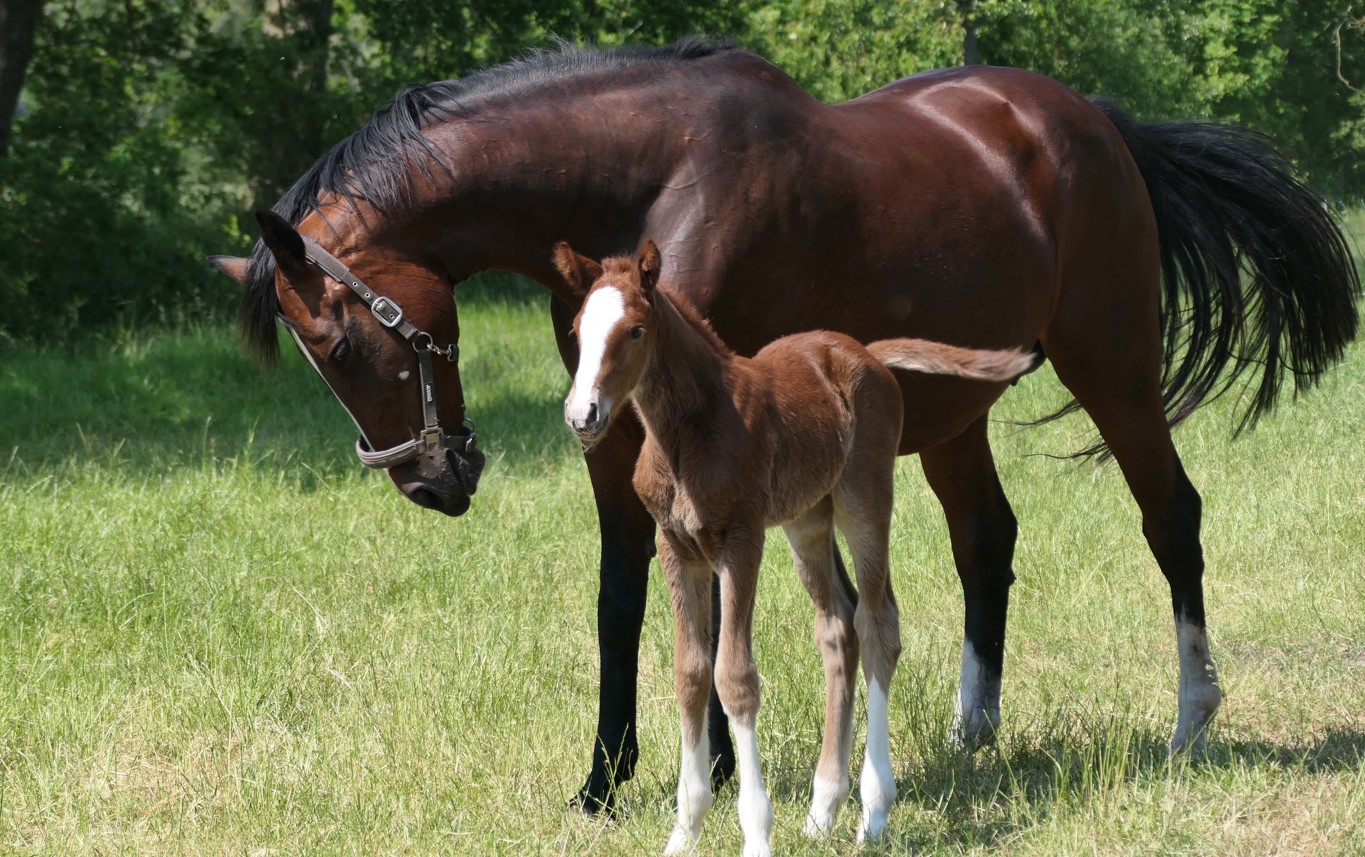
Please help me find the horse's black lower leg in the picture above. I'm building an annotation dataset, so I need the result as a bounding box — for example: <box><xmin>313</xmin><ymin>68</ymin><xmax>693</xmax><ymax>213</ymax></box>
<box><xmin>921</xmin><ymin>419</ymin><xmax>1017</xmax><ymax>748</ymax></box>
<box><xmin>707</xmin><ymin>571</ymin><xmax>736</xmax><ymax>789</ymax></box>
<box><xmin>1142</xmin><ymin>458</ymin><xmax>1221</xmax><ymax>753</ymax></box>
<box><xmin>574</xmin><ymin>514</ymin><xmax>652</xmax><ymax>814</ymax></box>
<box><xmin>570</xmin><ymin>410</ymin><xmax>658</xmax><ymax>814</ymax></box>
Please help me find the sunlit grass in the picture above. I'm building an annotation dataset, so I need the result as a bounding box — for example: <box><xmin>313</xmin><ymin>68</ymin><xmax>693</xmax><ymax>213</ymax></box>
<box><xmin>2</xmin><ymin>267</ymin><xmax>1363</xmax><ymax>854</ymax></box>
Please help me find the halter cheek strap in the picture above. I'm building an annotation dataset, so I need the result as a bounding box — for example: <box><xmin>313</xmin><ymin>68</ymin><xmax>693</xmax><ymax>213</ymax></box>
<box><xmin>295</xmin><ymin>236</ymin><xmax>477</xmax><ymax>469</ymax></box>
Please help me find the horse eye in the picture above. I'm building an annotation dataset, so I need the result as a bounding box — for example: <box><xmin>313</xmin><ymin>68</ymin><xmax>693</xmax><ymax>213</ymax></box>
<box><xmin>629</xmin><ymin>326</ymin><xmax>645</xmax><ymax>340</ymax></box>
<box><xmin>331</xmin><ymin>337</ymin><xmax>352</xmax><ymax>363</ymax></box>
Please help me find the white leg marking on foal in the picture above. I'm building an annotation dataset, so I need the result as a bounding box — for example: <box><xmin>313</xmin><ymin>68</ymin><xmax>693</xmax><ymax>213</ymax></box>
<box><xmin>952</xmin><ymin>639</ymin><xmax>999</xmax><ymax>746</ymax></box>
<box><xmin>1172</xmin><ymin>616</ymin><xmax>1222</xmax><ymax>754</ymax></box>
<box><xmin>665</xmin><ymin>714</ymin><xmax>714</xmax><ymax>855</ymax></box>
<box><xmin>804</xmin><ymin>773</ymin><xmax>848</xmax><ymax>837</ymax></box>
<box><xmin>566</xmin><ymin>286</ymin><xmax>625</xmax><ymax>423</ymax></box>
<box><xmin>732</xmin><ymin>721</ymin><xmax>774</xmax><ymax>857</ymax></box>
<box><xmin>859</xmin><ymin>679</ymin><xmax>896</xmax><ymax>843</ymax></box>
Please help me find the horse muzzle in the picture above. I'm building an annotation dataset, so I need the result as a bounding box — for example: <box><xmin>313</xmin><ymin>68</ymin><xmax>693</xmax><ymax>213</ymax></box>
<box><xmin>565</xmin><ymin>397</ymin><xmax>611</xmax><ymax>447</ymax></box>
<box><xmin>391</xmin><ymin>443</ymin><xmax>486</xmax><ymax>517</ymax></box>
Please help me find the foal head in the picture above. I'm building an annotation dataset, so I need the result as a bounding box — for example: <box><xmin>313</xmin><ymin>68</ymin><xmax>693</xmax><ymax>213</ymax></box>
<box><xmin>554</xmin><ymin>240</ymin><xmax>663</xmax><ymax>444</ymax></box>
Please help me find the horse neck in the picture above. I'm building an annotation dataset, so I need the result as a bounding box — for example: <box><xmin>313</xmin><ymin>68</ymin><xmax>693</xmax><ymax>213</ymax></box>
<box><xmin>632</xmin><ymin>291</ymin><xmax>735</xmax><ymax>451</ymax></box>
<box><xmin>409</xmin><ymin>109</ymin><xmax>690</xmax><ymax>298</ymax></box>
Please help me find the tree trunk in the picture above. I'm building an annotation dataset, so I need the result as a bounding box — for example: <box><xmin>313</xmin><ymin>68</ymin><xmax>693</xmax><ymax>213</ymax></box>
<box><xmin>957</xmin><ymin>0</ymin><xmax>980</xmax><ymax>66</ymax></box>
<box><xmin>0</xmin><ymin>0</ymin><xmax>43</xmax><ymax>157</ymax></box>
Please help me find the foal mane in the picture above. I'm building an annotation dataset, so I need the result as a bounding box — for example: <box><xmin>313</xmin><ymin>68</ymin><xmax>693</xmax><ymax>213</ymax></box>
<box><xmin>240</xmin><ymin>37</ymin><xmax>737</xmax><ymax>364</ymax></box>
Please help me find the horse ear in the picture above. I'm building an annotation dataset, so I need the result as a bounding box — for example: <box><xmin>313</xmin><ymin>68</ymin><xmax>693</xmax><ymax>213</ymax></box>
<box><xmin>254</xmin><ymin>210</ymin><xmax>312</xmax><ymax>282</ymax></box>
<box><xmin>208</xmin><ymin>255</ymin><xmax>250</xmax><ymax>286</ymax></box>
<box><xmin>552</xmin><ymin>241</ymin><xmax>603</xmax><ymax>296</ymax></box>
<box><xmin>638</xmin><ymin>240</ymin><xmax>661</xmax><ymax>294</ymax></box>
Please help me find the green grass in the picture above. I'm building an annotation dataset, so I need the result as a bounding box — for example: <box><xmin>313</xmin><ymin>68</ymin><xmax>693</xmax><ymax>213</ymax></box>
<box><xmin>2</xmin><ymin>275</ymin><xmax>1364</xmax><ymax>855</ymax></box>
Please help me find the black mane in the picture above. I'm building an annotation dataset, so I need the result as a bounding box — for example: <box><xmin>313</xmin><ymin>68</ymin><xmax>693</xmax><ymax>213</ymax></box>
<box><xmin>239</xmin><ymin>37</ymin><xmax>736</xmax><ymax>364</ymax></box>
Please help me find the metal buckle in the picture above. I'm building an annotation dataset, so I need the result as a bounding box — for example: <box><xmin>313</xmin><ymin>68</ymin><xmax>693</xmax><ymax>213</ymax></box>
<box><xmin>371</xmin><ymin>296</ymin><xmax>404</xmax><ymax>328</ymax></box>
<box><xmin>420</xmin><ymin>427</ymin><xmax>442</xmax><ymax>451</ymax></box>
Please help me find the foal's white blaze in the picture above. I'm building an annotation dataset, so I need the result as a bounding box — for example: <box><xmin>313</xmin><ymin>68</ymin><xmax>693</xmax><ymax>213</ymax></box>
<box><xmin>665</xmin><ymin>715</ymin><xmax>714</xmax><ymax>855</ymax></box>
<box><xmin>952</xmin><ymin>639</ymin><xmax>1000</xmax><ymax>746</ymax></box>
<box><xmin>567</xmin><ymin>286</ymin><xmax>626</xmax><ymax>425</ymax></box>
<box><xmin>1172</xmin><ymin>615</ymin><xmax>1222</xmax><ymax>753</ymax></box>
<box><xmin>858</xmin><ymin>679</ymin><xmax>896</xmax><ymax>843</ymax></box>
<box><xmin>732</xmin><ymin>721</ymin><xmax>774</xmax><ymax>857</ymax></box>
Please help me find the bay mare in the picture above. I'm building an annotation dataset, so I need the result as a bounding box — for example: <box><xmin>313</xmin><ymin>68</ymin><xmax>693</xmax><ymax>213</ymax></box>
<box><xmin>556</xmin><ymin>240</ymin><xmax>1041</xmax><ymax>853</ymax></box>
<box><xmin>211</xmin><ymin>39</ymin><xmax>1360</xmax><ymax>812</ymax></box>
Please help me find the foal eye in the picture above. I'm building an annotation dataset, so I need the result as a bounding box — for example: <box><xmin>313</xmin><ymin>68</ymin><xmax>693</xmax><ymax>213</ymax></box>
<box><xmin>330</xmin><ymin>338</ymin><xmax>352</xmax><ymax>363</ymax></box>
<box><xmin>629</xmin><ymin>326</ymin><xmax>645</xmax><ymax>340</ymax></box>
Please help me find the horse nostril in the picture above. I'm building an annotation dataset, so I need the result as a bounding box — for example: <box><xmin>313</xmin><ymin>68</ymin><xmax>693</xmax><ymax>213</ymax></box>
<box><xmin>586</xmin><ymin>402</ymin><xmax>599</xmax><ymax>426</ymax></box>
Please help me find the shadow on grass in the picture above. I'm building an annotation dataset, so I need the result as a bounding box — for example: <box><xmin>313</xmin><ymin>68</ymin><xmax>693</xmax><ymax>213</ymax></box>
<box><xmin>870</xmin><ymin>725</ymin><xmax>1365</xmax><ymax>851</ymax></box>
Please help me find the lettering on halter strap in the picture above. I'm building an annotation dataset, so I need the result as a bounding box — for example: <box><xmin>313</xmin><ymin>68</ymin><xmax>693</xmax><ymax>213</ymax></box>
<box><xmin>426</xmin><ymin>383</ymin><xmax>435</xmax><ymax>404</ymax></box>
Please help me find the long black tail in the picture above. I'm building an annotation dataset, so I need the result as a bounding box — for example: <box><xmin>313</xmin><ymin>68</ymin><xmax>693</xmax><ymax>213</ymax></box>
<box><xmin>1054</xmin><ymin>101</ymin><xmax>1360</xmax><ymax>454</ymax></box>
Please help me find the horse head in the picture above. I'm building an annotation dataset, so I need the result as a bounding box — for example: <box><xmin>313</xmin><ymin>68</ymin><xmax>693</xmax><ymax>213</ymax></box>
<box><xmin>554</xmin><ymin>240</ymin><xmax>662</xmax><ymax>447</ymax></box>
<box><xmin>213</xmin><ymin>210</ymin><xmax>484</xmax><ymax>517</ymax></box>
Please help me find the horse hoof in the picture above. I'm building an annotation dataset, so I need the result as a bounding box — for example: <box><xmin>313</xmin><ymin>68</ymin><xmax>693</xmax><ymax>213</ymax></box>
<box><xmin>569</xmin><ymin>781</ymin><xmax>618</xmax><ymax>817</ymax></box>
<box><xmin>709</xmin><ymin>751</ymin><xmax>736</xmax><ymax>790</ymax></box>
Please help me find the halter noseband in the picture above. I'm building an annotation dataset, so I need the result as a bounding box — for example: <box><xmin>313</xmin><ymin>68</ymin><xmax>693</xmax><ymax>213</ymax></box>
<box><xmin>296</xmin><ymin>236</ymin><xmax>477</xmax><ymax>469</ymax></box>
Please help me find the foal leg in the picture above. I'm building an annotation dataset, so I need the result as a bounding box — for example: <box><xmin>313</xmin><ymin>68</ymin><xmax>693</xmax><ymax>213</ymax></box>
<box><xmin>554</xmin><ymin>299</ymin><xmax>677</xmax><ymax>812</ymax></box>
<box><xmin>920</xmin><ymin>416</ymin><xmax>1017</xmax><ymax>748</ymax></box>
<box><xmin>660</xmin><ymin>531</ymin><xmax>719</xmax><ymax>854</ymax></box>
<box><xmin>714</xmin><ymin>533</ymin><xmax>775</xmax><ymax>857</ymax></box>
<box><xmin>1044</xmin><ymin>307</ymin><xmax>1222</xmax><ymax>753</ymax></box>
<box><xmin>781</xmin><ymin>499</ymin><xmax>859</xmax><ymax>836</ymax></box>
<box><xmin>833</xmin><ymin>454</ymin><xmax>902</xmax><ymax>841</ymax></box>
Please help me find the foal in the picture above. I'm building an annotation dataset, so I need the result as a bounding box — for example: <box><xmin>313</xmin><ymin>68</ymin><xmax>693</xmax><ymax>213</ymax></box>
<box><xmin>555</xmin><ymin>241</ymin><xmax>1039</xmax><ymax>854</ymax></box>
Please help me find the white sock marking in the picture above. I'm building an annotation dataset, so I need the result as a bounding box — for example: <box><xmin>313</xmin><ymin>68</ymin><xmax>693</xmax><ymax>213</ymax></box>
<box><xmin>804</xmin><ymin>774</ymin><xmax>848</xmax><ymax>837</ymax></box>
<box><xmin>859</xmin><ymin>679</ymin><xmax>896</xmax><ymax>842</ymax></box>
<box><xmin>732</xmin><ymin>721</ymin><xmax>774</xmax><ymax>857</ymax></box>
<box><xmin>566</xmin><ymin>286</ymin><xmax>625</xmax><ymax>423</ymax></box>
<box><xmin>952</xmin><ymin>639</ymin><xmax>1000</xmax><ymax>745</ymax></box>
<box><xmin>666</xmin><ymin>714</ymin><xmax>714</xmax><ymax>855</ymax></box>
<box><xmin>1172</xmin><ymin>616</ymin><xmax>1221</xmax><ymax>753</ymax></box>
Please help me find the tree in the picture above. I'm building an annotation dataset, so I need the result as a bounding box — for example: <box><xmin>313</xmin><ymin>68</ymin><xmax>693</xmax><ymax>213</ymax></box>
<box><xmin>0</xmin><ymin>0</ymin><xmax>42</xmax><ymax>157</ymax></box>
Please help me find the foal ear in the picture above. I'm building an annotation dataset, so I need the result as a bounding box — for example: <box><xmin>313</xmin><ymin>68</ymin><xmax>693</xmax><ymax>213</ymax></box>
<box><xmin>552</xmin><ymin>241</ymin><xmax>603</xmax><ymax>296</ymax></box>
<box><xmin>254</xmin><ymin>210</ymin><xmax>313</xmax><ymax>283</ymax></box>
<box><xmin>638</xmin><ymin>240</ymin><xmax>662</xmax><ymax>294</ymax></box>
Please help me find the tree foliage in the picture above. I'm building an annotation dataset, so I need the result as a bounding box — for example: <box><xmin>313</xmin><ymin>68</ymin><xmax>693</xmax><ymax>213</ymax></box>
<box><xmin>0</xmin><ymin>0</ymin><xmax>1359</xmax><ymax>342</ymax></box>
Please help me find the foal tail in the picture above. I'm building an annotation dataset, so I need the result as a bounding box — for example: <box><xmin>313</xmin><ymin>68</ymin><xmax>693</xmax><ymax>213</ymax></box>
<box><xmin>1090</xmin><ymin>101</ymin><xmax>1360</xmax><ymax>438</ymax></box>
<box><xmin>869</xmin><ymin>340</ymin><xmax>1043</xmax><ymax>382</ymax></box>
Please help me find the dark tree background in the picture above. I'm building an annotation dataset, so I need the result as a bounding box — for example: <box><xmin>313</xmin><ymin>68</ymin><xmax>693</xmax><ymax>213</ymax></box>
<box><xmin>0</xmin><ymin>0</ymin><xmax>1359</xmax><ymax>343</ymax></box>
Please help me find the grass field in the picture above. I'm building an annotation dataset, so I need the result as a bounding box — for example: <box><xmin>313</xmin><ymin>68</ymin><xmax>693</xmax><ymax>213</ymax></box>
<box><xmin>2</xmin><ymin>253</ymin><xmax>1364</xmax><ymax>855</ymax></box>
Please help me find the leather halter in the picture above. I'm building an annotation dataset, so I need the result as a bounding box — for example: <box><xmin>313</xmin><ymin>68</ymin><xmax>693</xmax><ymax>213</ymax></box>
<box><xmin>292</xmin><ymin>236</ymin><xmax>477</xmax><ymax>469</ymax></box>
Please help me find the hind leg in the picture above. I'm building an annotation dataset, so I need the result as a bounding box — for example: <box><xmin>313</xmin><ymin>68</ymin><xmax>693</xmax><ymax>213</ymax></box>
<box><xmin>1044</xmin><ymin>316</ymin><xmax>1222</xmax><ymax>754</ymax></box>
<box><xmin>833</xmin><ymin>438</ymin><xmax>902</xmax><ymax>842</ymax></box>
<box><xmin>781</xmin><ymin>499</ymin><xmax>859</xmax><ymax>836</ymax></box>
<box><xmin>920</xmin><ymin>416</ymin><xmax>1017</xmax><ymax>749</ymax></box>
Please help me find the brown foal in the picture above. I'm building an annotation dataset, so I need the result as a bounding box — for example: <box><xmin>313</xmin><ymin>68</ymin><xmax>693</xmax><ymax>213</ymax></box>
<box><xmin>555</xmin><ymin>240</ymin><xmax>1039</xmax><ymax>853</ymax></box>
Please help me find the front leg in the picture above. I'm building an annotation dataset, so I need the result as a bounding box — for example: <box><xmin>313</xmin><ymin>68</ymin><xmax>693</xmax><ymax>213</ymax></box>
<box><xmin>573</xmin><ymin>412</ymin><xmax>657</xmax><ymax>814</ymax></box>
<box><xmin>554</xmin><ymin>297</ymin><xmax>655</xmax><ymax>814</ymax></box>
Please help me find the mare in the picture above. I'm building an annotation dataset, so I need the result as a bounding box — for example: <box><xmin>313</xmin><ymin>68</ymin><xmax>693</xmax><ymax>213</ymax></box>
<box><xmin>210</xmin><ymin>40</ymin><xmax>1361</xmax><ymax>812</ymax></box>
<box><xmin>554</xmin><ymin>239</ymin><xmax>1041</xmax><ymax>853</ymax></box>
